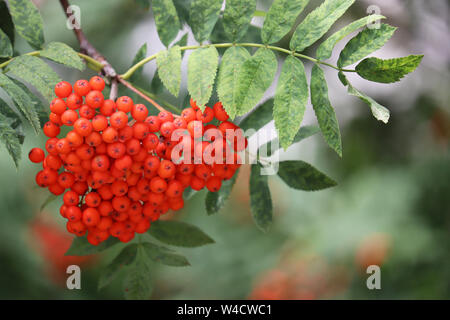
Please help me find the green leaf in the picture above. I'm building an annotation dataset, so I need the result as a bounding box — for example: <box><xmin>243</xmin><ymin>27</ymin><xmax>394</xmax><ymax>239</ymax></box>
<box><xmin>6</xmin><ymin>55</ymin><xmax>61</xmax><ymax>103</ymax></box>
<box><xmin>356</xmin><ymin>55</ymin><xmax>424</xmax><ymax>83</ymax></box>
<box><xmin>277</xmin><ymin>160</ymin><xmax>337</xmax><ymax>191</ymax></box>
<box><xmin>273</xmin><ymin>55</ymin><xmax>308</xmax><ymax>150</ymax></box>
<box><xmin>152</xmin><ymin>0</ymin><xmax>181</xmax><ymax>47</ymax></box>
<box><xmin>0</xmin><ymin>29</ymin><xmax>13</xmax><ymax>58</ymax></box>
<box><xmin>290</xmin><ymin>0</ymin><xmax>355</xmax><ymax>52</ymax></box>
<box><xmin>338</xmin><ymin>23</ymin><xmax>397</xmax><ymax>68</ymax></box>
<box><xmin>8</xmin><ymin>0</ymin><xmax>45</xmax><ymax>49</ymax></box>
<box><xmin>0</xmin><ymin>1</ymin><xmax>15</xmax><ymax>44</ymax></box>
<box><xmin>249</xmin><ymin>163</ymin><xmax>272</xmax><ymax>232</ymax></box>
<box><xmin>316</xmin><ymin>14</ymin><xmax>385</xmax><ymax>60</ymax></box>
<box><xmin>189</xmin><ymin>0</ymin><xmax>223</xmax><ymax>43</ymax></box>
<box><xmin>156</xmin><ymin>45</ymin><xmax>181</xmax><ymax>97</ymax></box>
<box><xmin>149</xmin><ymin>220</ymin><xmax>214</xmax><ymax>247</ymax></box>
<box><xmin>239</xmin><ymin>98</ymin><xmax>273</xmax><ymax>132</ymax></box>
<box><xmin>65</xmin><ymin>236</ymin><xmax>120</xmax><ymax>256</ymax></box>
<box><xmin>123</xmin><ymin>246</ymin><xmax>152</xmax><ymax>300</ymax></box>
<box><xmin>129</xmin><ymin>43</ymin><xmax>147</xmax><ymax>83</ymax></box>
<box><xmin>205</xmin><ymin>169</ymin><xmax>239</xmax><ymax>215</ymax></box>
<box><xmin>310</xmin><ymin>64</ymin><xmax>342</xmax><ymax>157</ymax></box>
<box><xmin>10</xmin><ymin>78</ymin><xmax>48</xmax><ymax>128</ymax></box>
<box><xmin>98</xmin><ymin>244</ymin><xmax>138</xmax><ymax>290</ymax></box>
<box><xmin>261</xmin><ymin>0</ymin><xmax>309</xmax><ymax>44</ymax></box>
<box><xmin>0</xmin><ymin>73</ymin><xmax>40</xmax><ymax>134</ymax></box>
<box><xmin>0</xmin><ymin>98</ymin><xmax>21</xmax><ymax>126</ymax></box>
<box><xmin>0</xmin><ymin>112</ymin><xmax>21</xmax><ymax>168</ymax></box>
<box><xmin>142</xmin><ymin>242</ymin><xmax>190</xmax><ymax>267</ymax></box>
<box><xmin>183</xmin><ymin>186</ymin><xmax>198</xmax><ymax>200</ymax></box>
<box><xmin>40</xmin><ymin>194</ymin><xmax>58</xmax><ymax>212</ymax></box>
<box><xmin>259</xmin><ymin>125</ymin><xmax>320</xmax><ymax>157</ymax></box>
<box><xmin>40</xmin><ymin>42</ymin><xmax>85</xmax><ymax>71</ymax></box>
<box><xmin>223</xmin><ymin>0</ymin><xmax>256</xmax><ymax>42</ymax></box>
<box><xmin>187</xmin><ymin>46</ymin><xmax>219</xmax><ymax>110</ymax></box>
<box><xmin>235</xmin><ymin>48</ymin><xmax>277</xmax><ymax>116</ymax></box>
<box><xmin>348</xmin><ymin>84</ymin><xmax>390</xmax><ymax>124</ymax></box>
<box><xmin>217</xmin><ymin>46</ymin><xmax>250</xmax><ymax>119</ymax></box>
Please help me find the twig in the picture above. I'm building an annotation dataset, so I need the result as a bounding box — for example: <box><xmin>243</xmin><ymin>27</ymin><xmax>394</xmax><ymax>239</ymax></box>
<box><xmin>109</xmin><ymin>78</ymin><xmax>118</xmax><ymax>100</ymax></box>
<box><xmin>59</xmin><ymin>0</ymin><xmax>116</xmax><ymax>78</ymax></box>
<box><xmin>118</xmin><ymin>77</ymin><xmax>179</xmax><ymax>116</ymax></box>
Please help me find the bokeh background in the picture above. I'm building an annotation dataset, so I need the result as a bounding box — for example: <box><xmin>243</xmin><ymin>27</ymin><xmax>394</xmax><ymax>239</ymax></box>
<box><xmin>0</xmin><ymin>0</ymin><xmax>449</xmax><ymax>299</ymax></box>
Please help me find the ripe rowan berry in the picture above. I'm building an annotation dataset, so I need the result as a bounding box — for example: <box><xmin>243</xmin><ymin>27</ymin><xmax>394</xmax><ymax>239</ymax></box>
<box><xmin>196</xmin><ymin>106</ymin><xmax>214</xmax><ymax>123</ymax></box>
<box><xmin>28</xmin><ymin>147</ymin><xmax>45</xmax><ymax>163</ymax></box>
<box><xmin>102</xmin><ymin>127</ymin><xmax>119</xmax><ymax>143</ymax></box>
<box><xmin>132</xmin><ymin>104</ymin><xmax>149</xmax><ymax>121</ymax></box>
<box><xmin>55</xmin><ymin>81</ymin><xmax>72</xmax><ymax>98</ymax></box>
<box><xmin>82</xmin><ymin>208</ymin><xmax>100</xmax><ymax>227</ymax></box>
<box><xmin>145</xmin><ymin>115</ymin><xmax>161</xmax><ymax>132</ymax></box>
<box><xmin>74</xmin><ymin>79</ymin><xmax>91</xmax><ymax>96</ymax></box>
<box><xmin>79</xmin><ymin>105</ymin><xmax>95</xmax><ymax>119</ymax></box>
<box><xmin>43</xmin><ymin>121</ymin><xmax>60</xmax><ymax>138</ymax></box>
<box><xmin>89</xmin><ymin>76</ymin><xmax>105</xmax><ymax>91</ymax></box>
<box><xmin>150</xmin><ymin>176</ymin><xmax>167</xmax><ymax>193</ymax></box>
<box><xmin>85</xmin><ymin>191</ymin><xmax>101</xmax><ymax>207</ymax></box>
<box><xmin>50</xmin><ymin>98</ymin><xmax>67</xmax><ymax>114</ymax></box>
<box><xmin>74</xmin><ymin>118</ymin><xmax>93</xmax><ymax>136</ymax></box>
<box><xmin>66</xmin><ymin>206</ymin><xmax>82</xmax><ymax>222</ymax></box>
<box><xmin>61</xmin><ymin>109</ymin><xmax>78</xmax><ymax>126</ymax></box>
<box><xmin>100</xmin><ymin>99</ymin><xmax>117</xmax><ymax>116</ymax></box>
<box><xmin>116</xmin><ymin>96</ymin><xmax>133</xmax><ymax>113</ymax></box>
<box><xmin>112</xmin><ymin>196</ymin><xmax>131</xmax><ymax>212</ymax></box>
<box><xmin>86</xmin><ymin>90</ymin><xmax>104</xmax><ymax>108</ymax></box>
<box><xmin>110</xmin><ymin>111</ymin><xmax>128</xmax><ymax>129</ymax></box>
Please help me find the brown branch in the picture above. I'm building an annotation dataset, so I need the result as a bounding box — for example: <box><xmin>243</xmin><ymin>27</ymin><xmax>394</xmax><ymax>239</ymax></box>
<box><xmin>118</xmin><ymin>77</ymin><xmax>179</xmax><ymax>116</ymax></box>
<box><xmin>59</xmin><ymin>0</ymin><xmax>116</xmax><ymax>78</ymax></box>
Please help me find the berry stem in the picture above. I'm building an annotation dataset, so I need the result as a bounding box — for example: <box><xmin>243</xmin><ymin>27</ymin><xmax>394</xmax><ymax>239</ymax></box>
<box><xmin>120</xmin><ymin>43</ymin><xmax>356</xmax><ymax>80</ymax></box>
<box><xmin>118</xmin><ymin>77</ymin><xmax>180</xmax><ymax>116</ymax></box>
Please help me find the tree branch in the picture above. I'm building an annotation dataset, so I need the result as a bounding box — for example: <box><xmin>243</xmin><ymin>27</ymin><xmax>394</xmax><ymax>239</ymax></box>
<box><xmin>59</xmin><ymin>0</ymin><xmax>116</xmax><ymax>78</ymax></box>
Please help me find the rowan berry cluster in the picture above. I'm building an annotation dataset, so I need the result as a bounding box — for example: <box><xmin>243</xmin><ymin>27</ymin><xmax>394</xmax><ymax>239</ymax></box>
<box><xmin>29</xmin><ymin>76</ymin><xmax>246</xmax><ymax>245</ymax></box>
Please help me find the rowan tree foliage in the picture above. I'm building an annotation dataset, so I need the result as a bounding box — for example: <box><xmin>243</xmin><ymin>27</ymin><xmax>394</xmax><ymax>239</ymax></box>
<box><xmin>0</xmin><ymin>0</ymin><xmax>422</xmax><ymax>299</ymax></box>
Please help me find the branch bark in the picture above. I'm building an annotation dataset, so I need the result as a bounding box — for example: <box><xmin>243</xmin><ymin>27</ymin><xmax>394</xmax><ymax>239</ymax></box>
<box><xmin>59</xmin><ymin>0</ymin><xmax>116</xmax><ymax>78</ymax></box>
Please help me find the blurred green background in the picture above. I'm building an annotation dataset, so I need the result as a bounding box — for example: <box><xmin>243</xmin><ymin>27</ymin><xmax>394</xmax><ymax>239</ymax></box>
<box><xmin>0</xmin><ymin>0</ymin><xmax>449</xmax><ymax>299</ymax></box>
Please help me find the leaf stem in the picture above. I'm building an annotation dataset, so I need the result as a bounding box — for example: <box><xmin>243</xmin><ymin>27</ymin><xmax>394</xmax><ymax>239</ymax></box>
<box><xmin>120</xmin><ymin>42</ymin><xmax>356</xmax><ymax>79</ymax></box>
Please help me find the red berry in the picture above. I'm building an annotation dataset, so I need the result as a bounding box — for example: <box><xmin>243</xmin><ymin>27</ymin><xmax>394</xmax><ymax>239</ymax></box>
<box><xmin>28</xmin><ymin>148</ymin><xmax>45</xmax><ymax>163</ymax></box>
